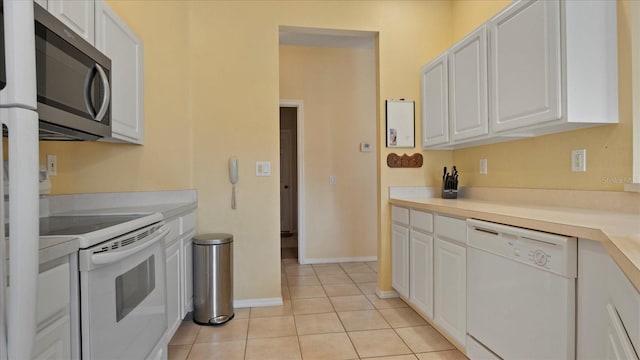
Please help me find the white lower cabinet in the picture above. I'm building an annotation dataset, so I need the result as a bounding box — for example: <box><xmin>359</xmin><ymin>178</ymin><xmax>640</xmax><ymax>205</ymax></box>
<box><xmin>433</xmin><ymin>215</ymin><xmax>467</xmax><ymax>347</ymax></box>
<box><xmin>410</xmin><ymin>230</ymin><xmax>433</xmax><ymax>319</ymax></box>
<box><xmin>434</xmin><ymin>237</ymin><xmax>466</xmax><ymax>346</ymax></box>
<box><xmin>181</xmin><ymin>233</ymin><xmax>194</xmax><ymax>315</ymax></box>
<box><xmin>163</xmin><ymin>211</ymin><xmax>196</xmax><ymax>342</ymax></box>
<box><xmin>391</xmin><ymin>223</ymin><xmax>410</xmax><ymax>298</ymax></box>
<box><xmin>165</xmin><ymin>237</ymin><xmax>182</xmax><ymax>338</ymax></box>
<box><xmin>606</xmin><ymin>303</ymin><xmax>639</xmax><ymax>360</ymax></box>
<box><xmin>33</xmin><ymin>258</ymin><xmax>71</xmax><ymax>360</ymax></box>
<box><xmin>578</xmin><ymin>239</ymin><xmax>640</xmax><ymax>360</ymax></box>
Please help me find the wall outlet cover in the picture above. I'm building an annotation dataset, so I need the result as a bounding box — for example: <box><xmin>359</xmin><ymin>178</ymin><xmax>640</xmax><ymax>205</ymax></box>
<box><xmin>479</xmin><ymin>158</ymin><xmax>488</xmax><ymax>175</ymax></box>
<box><xmin>571</xmin><ymin>149</ymin><xmax>586</xmax><ymax>172</ymax></box>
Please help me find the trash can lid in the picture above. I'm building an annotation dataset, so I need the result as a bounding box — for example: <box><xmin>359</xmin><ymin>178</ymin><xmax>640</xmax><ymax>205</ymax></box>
<box><xmin>193</xmin><ymin>233</ymin><xmax>233</xmax><ymax>245</ymax></box>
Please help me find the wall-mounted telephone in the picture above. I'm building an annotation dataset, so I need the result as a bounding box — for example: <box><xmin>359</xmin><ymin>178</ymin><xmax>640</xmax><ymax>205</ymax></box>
<box><xmin>229</xmin><ymin>157</ymin><xmax>238</xmax><ymax>209</ymax></box>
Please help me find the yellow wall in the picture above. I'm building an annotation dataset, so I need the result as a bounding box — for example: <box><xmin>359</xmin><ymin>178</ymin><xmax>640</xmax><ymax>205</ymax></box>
<box><xmin>38</xmin><ymin>0</ymin><xmax>633</xmax><ymax>299</ymax></box>
<box><xmin>279</xmin><ymin>45</ymin><xmax>377</xmax><ymax>261</ymax></box>
<box><xmin>187</xmin><ymin>0</ymin><xmax>452</xmax><ymax>300</ymax></box>
<box><xmin>450</xmin><ymin>1</ymin><xmax>633</xmax><ymax>191</ymax></box>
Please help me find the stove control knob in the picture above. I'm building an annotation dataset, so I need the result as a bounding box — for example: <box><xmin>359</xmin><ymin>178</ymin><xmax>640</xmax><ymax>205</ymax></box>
<box><xmin>534</xmin><ymin>250</ymin><xmax>547</xmax><ymax>266</ymax></box>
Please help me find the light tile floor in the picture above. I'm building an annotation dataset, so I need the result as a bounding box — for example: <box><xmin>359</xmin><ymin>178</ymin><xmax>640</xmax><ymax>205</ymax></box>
<box><xmin>168</xmin><ymin>259</ymin><xmax>468</xmax><ymax>360</ymax></box>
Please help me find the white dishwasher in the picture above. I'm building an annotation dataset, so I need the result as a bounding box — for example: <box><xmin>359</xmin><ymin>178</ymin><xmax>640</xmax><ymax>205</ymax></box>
<box><xmin>466</xmin><ymin>219</ymin><xmax>577</xmax><ymax>360</ymax></box>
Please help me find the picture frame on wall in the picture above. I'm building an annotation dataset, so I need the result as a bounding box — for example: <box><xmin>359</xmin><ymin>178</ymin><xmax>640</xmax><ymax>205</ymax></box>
<box><xmin>386</xmin><ymin>100</ymin><xmax>415</xmax><ymax>148</ymax></box>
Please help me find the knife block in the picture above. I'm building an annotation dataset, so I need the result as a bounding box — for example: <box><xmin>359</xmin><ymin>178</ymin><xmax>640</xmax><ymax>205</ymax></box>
<box><xmin>442</xmin><ymin>189</ymin><xmax>458</xmax><ymax>199</ymax></box>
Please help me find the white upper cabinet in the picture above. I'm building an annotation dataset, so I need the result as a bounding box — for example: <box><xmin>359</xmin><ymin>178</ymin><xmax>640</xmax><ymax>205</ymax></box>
<box><xmin>490</xmin><ymin>0</ymin><xmax>561</xmax><ymax>132</ymax></box>
<box><xmin>421</xmin><ymin>54</ymin><xmax>449</xmax><ymax>148</ymax></box>
<box><xmin>47</xmin><ymin>0</ymin><xmax>95</xmax><ymax>45</ymax></box>
<box><xmin>422</xmin><ymin>25</ymin><xmax>488</xmax><ymax>150</ymax></box>
<box><xmin>449</xmin><ymin>26</ymin><xmax>488</xmax><ymax>142</ymax></box>
<box><xmin>490</xmin><ymin>0</ymin><xmax>618</xmax><ymax>134</ymax></box>
<box><xmin>96</xmin><ymin>0</ymin><xmax>145</xmax><ymax>144</ymax></box>
<box><xmin>421</xmin><ymin>0</ymin><xmax>618</xmax><ymax>149</ymax></box>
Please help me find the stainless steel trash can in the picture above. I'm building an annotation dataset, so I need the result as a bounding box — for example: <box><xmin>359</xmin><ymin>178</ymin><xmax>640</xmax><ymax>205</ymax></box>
<box><xmin>193</xmin><ymin>233</ymin><xmax>234</xmax><ymax>325</ymax></box>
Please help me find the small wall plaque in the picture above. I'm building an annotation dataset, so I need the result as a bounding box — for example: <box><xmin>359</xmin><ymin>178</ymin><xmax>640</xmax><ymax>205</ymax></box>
<box><xmin>386</xmin><ymin>153</ymin><xmax>423</xmax><ymax>168</ymax></box>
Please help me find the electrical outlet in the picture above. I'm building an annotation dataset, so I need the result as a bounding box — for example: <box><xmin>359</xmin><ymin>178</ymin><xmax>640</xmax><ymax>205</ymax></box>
<box><xmin>571</xmin><ymin>149</ymin><xmax>586</xmax><ymax>172</ymax></box>
<box><xmin>479</xmin><ymin>159</ymin><xmax>488</xmax><ymax>174</ymax></box>
<box><xmin>47</xmin><ymin>154</ymin><xmax>57</xmax><ymax>176</ymax></box>
<box><xmin>329</xmin><ymin>175</ymin><xmax>336</xmax><ymax>185</ymax></box>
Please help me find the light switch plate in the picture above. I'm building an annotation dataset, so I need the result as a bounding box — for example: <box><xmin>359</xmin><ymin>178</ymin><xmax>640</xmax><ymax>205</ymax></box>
<box><xmin>256</xmin><ymin>161</ymin><xmax>271</xmax><ymax>176</ymax></box>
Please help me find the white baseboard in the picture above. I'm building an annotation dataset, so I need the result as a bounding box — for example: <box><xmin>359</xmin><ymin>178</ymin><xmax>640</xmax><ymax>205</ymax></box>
<box><xmin>233</xmin><ymin>297</ymin><xmax>283</xmax><ymax>308</ymax></box>
<box><xmin>302</xmin><ymin>256</ymin><xmax>377</xmax><ymax>265</ymax></box>
<box><xmin>375</xmin><ymin>288</ymin><xmax>399</xmax><ymax>299</ymax></box>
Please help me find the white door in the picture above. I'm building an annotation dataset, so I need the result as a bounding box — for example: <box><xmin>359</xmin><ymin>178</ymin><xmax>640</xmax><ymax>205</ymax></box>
<box><xmin>391</xmin><ymin>224</ymin><xmax>410</xmax><ymax>298</ymax></box>
<box><xmin>421</xmin><ymin>53</ymin><xmax>449</xmax><ymax>148</ymax></box>
<box><xmin>280</xmin><ymin>129</ymin><xmax>294</xmax><ymax>233</ymax></box>
<box><xmin>410</xmin><ymin>230</ymin><xmax>433</xmax><ymax>319</ymax></box>
<box><xmin>449</xmin><ymin>25</ymin><xmax>488</xmax><ymax>141</ymax></box>
<box><xmin>47</xmin><ymin>0</ymin><xmax>95</xmax><ymax>45</ymax></box>
<box><xmin>95</xmin><ymin>0</ymin><xmax>144</xmax><ymax>144</ymax></box>
<box><xmin>489</xmin><ymin>0</ymin><xmax>561</xmax><ymax>132</ymax></box>
<box><xmin>434</xmin><ymin>238</ymin><xmax>466</xmax><ymax>346</ymax></box>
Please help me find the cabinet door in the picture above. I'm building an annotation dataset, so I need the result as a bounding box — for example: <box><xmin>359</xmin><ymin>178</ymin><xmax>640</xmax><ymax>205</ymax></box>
<box><xmin>434</xmin><ymin>238</ymin><xmax>466</xmax><ymax>346</ymax></box>
<box><xmin>165</xmin><ymin>240</ymin><xmax>181</xmax><ymax>338</ymax></box>
<box><xmin>449</xmin><ymin>26</ymin><xmax>488</xmax><ymax>141</ymax></box>
<box><xmin>410</xmin><ymin>230</ymin><xmax>433</xmax><ymax>319</ymax></box>
<box><xmin>489</xmin><ymin>0</ymin><xmax>561</xmax><ymax>132</ymax></box>
<box><xmin>391</xmin><ymin>224</ymin><xmax>410</xmax><ymax>298</ymax></box>
<box><xmin>47</xmin><ymin>0</ymin><xmax>95</xmax><ymax>44</ymax></box>
<box><xmin>605</xmin><ymin>304</ymin><xmax>640</xmax><ymax>360</ymax></box>
<box><xmin>95</xmin><ymin>0</ymin><xmax>145</xmax><ymax>144</ymax></box>
<box><xmin>181</xmin><ymin>235</ymin><xmax>194</xmax><ymax>315</ymax></box>
<box><xmin>421</xmin><ymin>53</ymin><xmax>449</xmax><ymax>148</ymax></box>
<box><xmin>32</xmin><ymin>316</ymin><xmax>72</xmax><ymax>360</ymax></box>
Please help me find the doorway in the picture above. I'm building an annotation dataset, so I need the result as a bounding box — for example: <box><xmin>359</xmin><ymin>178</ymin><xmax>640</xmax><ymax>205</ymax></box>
<box><xmin>280</xmin><ymin>105</ymin><xmax>299</xmax><ymax>260</ymax></box>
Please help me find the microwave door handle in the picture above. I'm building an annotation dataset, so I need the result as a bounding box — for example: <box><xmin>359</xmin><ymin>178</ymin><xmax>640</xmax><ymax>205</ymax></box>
<box><xmin>83</xmin><ymin>66</ymin><xmax>98</xmax><ymax>119</ymax></box>
<box><xmin>93</xmin><ymin>64</ymin><xmax>111</xmax><ymax>122</ymax></box>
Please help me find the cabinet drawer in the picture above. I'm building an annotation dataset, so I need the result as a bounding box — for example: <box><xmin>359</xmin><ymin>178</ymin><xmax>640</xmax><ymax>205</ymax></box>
<box><xmin>391</xmin><ymin>206</ymin><xmax>409</xmax><ymax>226</ymax></box>
<box><xmin>410</xmin><ymin>210</ymin><xmax>433</xmax><ymax>233</ymax></box>
<box><xmin>435</xmin><ymin>215</ymin><xmax>466</xmax><ymax>244</ymax></box>
<box><xmin>37</xmin><ymin>260</ymin><xmax>70</xmax><ymax>327</ymax></box>
<box><xmin>181</xmin><ymin>212</ymin><xmax>196</xmax><ymax>234</ymax></box>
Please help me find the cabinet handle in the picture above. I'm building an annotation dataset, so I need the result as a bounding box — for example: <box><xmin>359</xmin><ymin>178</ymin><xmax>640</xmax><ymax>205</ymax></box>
<box><xmin>473</xmin><ymin>227</ymin><xmax>499</xmax><ymax>236</ymax></box>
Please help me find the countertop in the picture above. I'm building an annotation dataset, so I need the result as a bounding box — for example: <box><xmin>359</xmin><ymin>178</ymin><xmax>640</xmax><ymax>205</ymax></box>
<box><xmin>38</xmin><ymin>191</ymin><xmax>197</xmax><ymax>264</ymax></box>
<box><xmin>389</xmin><ymin>196</ymin><xmax>640</xmax><ymax>291</ymax></box>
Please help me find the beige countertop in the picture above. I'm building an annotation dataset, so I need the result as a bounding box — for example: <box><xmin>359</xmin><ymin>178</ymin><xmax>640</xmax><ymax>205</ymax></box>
<box><xmin>389</xmin><ymin>196</ymin><xmax>640</xmax><ymax>291</ymax></box>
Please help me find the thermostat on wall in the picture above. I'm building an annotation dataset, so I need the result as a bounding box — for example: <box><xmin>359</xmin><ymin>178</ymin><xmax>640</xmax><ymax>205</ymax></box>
<box><xmin>360</xmin><ymin>142</ymin><xmax>372</xmax><ymax>153</ymax></box>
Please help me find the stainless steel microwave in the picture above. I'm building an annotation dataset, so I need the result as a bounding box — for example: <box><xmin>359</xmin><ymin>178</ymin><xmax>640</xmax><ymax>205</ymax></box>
<box><xmin>33</xmin><ymin>3</ymin><xmax>112</xmax><ymax>140</ymax></box>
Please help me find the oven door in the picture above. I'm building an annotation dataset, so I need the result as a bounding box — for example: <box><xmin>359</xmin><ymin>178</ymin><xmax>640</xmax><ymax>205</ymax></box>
<box><xmin>79</xmin><ymin>223</ymin><xmax>168</xmax><ymax>360</ymax></box>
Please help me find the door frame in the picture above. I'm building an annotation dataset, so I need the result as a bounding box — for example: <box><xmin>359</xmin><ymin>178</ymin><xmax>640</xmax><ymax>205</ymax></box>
<box><xmin>279</xmin><ymin>99</ymin><xmax>306</xmax><ymax>263</ymax></box>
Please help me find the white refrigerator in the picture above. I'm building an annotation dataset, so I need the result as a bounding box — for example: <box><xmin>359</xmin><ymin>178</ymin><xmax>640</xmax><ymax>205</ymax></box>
<box><xmin>0</xmin><ymin>1</ymin><xmax>41</xmax><ymax>359</ymax></box>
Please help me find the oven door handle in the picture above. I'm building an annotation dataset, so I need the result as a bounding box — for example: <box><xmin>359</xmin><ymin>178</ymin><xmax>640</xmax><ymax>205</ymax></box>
<box><xmin>91</xmin><ymin>225</ymin><xmax>169</xmax><ymax>265</ymax></box>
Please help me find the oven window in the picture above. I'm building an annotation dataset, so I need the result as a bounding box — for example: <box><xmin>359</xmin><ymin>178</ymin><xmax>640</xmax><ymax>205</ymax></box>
<box><xmin>115</xmin><ymin>255</ymin><xmax>155</xmax><ymax>322</ymax></box>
